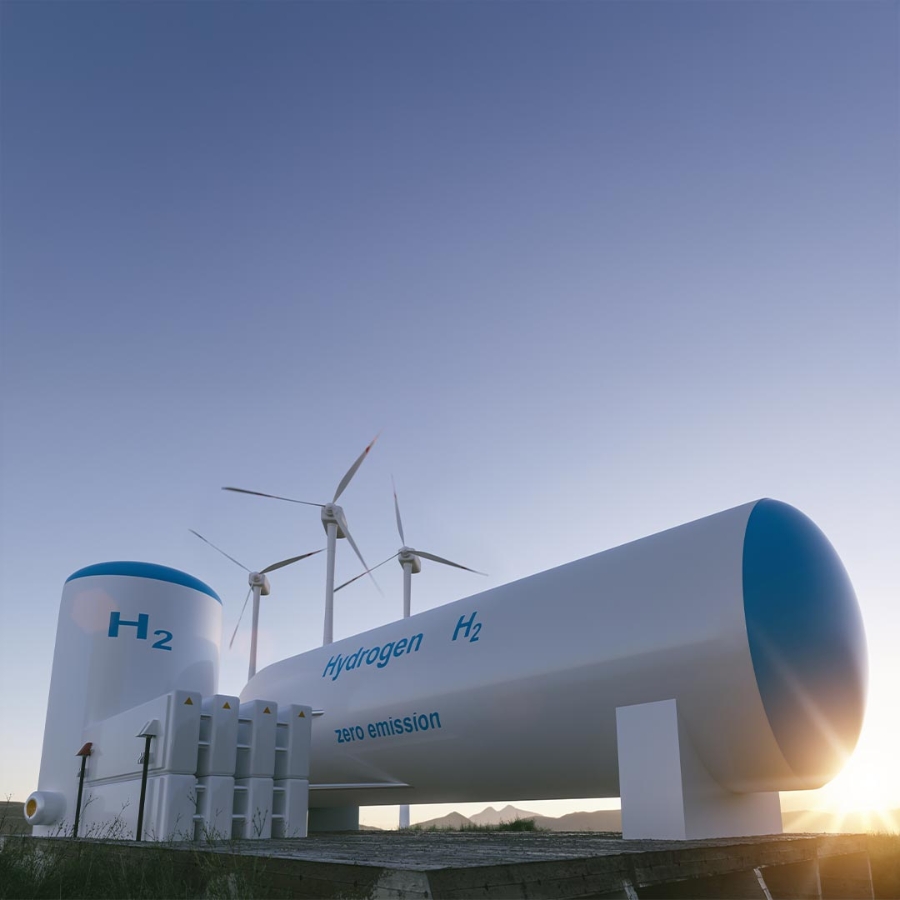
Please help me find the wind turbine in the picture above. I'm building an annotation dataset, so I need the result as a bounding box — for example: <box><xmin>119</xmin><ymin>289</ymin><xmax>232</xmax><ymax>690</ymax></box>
<box><xmin>189</xmin><ymin>529</ymin><xmax>322</xmax><ymax>680</ymax></box>
<box><xmin>222</xmin><ymin>435</ymin><xmax>381</xmax><ymax>645</ymax></box>
<box><xmin>392</xmin><ymin>477</ymin><xmax>487</xmax><ymax>618</ymax></box>
<box><xmin>336</xmin><ymin>476</ymin><xmax>487</xmax><ymax>615</ymax></box>
<box><xmin>337</xmin><ymin>477</ymin><xmax>486</xmax><ymax>830</ymax></box>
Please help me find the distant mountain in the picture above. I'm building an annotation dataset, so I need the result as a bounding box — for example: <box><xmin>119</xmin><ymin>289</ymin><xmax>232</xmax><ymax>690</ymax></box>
<box><xmin>413</xmin><ymin>805</ymin><xmax>899</xmax><ymax>835</ymax></box>
<box><xmin>414</xmin><ymin>806</ymin><xmax>622</xmax><ymax>832</ymax></box>
<box><xmin>415</xmin><ymin>811</ymin><xmax>473</xmax><ymax>830</ymax></box>
<box><xmin>469</xmin><ymin>805</ymin><xmax>541</xmax><ymax>826</ymax></box>
<box><xmin>539</xmin><ymin>809</ymin><xmax>622</xmax><ymax>832</ymax></box>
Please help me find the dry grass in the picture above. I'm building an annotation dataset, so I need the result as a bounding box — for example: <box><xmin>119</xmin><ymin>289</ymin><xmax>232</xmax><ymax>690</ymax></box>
<box><xmin>870</xmin><ymin>832</ymin><xmax>900</xmax><ymax>900</ymax></box>
<box><xmin>0</xmin><ymin>803</ymin><xmax>272</xmax><ymax>900</ymax></box>
<box><xmin>0</xmin><ymin>801</ymin><xmax>27</xmax><ymax>837</ymax></box>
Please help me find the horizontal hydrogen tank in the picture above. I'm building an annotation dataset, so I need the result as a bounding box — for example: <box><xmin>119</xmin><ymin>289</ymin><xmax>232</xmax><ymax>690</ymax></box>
<box><xmin>242</xmin><ymin>500</ymin><xmax>867</xmax><ymax>808</ymax></box>
<box><xmin>30</xmin><ymin>562</ymin><xmax>221</xmax><ymax>833</ymax></box>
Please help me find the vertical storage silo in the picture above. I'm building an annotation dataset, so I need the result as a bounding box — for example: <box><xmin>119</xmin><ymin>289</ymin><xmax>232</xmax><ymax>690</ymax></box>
<box><xmin>27</xmin><ymin>562</ymin><xmax>221</xmax><ymax>834</ymax></box>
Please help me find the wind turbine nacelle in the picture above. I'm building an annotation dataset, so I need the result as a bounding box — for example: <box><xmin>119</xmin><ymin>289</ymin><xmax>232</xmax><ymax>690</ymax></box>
<box><xmin>243</xmin><ymin>499</ymin><xmax>867</xmax><ymax>809</ymax></box>
<box><xmin>249</xmin><ymin>572</ymin><xmax>271</xmax><ymax>595</ymax></box>
<box><xmin>321</xmin><ymin>504</ymin><xmax>347</xmax><ymax>539</ymax></box>
<box><xmin>398</xmin><ymin>549</ymin><xmax>422</xmax><ymax>574</ymax></box>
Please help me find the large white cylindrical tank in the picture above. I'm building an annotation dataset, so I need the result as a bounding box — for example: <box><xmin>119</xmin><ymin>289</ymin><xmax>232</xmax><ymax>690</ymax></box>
<box><xmin>243</xmin><ymin>500</ymin><xmax>867</xmax><ymax>808</ymax></box>
<box><xmin>30</xmin><ymin>562</ymin><xmax>221</xmax><ymax>833</ymax></box>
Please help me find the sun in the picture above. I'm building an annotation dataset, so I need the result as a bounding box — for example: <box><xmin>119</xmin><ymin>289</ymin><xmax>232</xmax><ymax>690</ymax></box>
<box><xmin>823</xmin><ymin>758</ymin><xmax>886</xmax><ymax>815</ymax></box>
<box><xmin>810</xmin><ymin>738</ymin><xmax>900</xmax><ymax>833</ymax></box>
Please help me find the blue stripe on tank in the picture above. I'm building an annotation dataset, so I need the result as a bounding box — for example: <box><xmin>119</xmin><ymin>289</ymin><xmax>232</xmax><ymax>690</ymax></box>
<box><xmin>66</xmin><ymin>561</ymin><xmax>221</xmax><ymax>603</ymax></box>
<box><xmin>742</xmin><ymin>499</ymin><xmax>866</xmax><ymax>779</ymax></box>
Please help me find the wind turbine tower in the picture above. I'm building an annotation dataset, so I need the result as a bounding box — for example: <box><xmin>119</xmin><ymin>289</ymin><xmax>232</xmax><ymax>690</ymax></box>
<box><xmin>189</xmin><ymin>530</ymin><xmax>322</xmax><ymax>680</ymax></box>
<box><xmin>394</xmin><ymin>478</ymin><xmax>486</xmax><ymax>829</ymax></box>
<box><xmin>333</xmin><ymin>479</ymin><xmax>486</xmax><ymax>829</ymax></box>
<box><xmin>334</xmin><ymin>479</ymin><xmax>486</xmax><ymax>828</ymax></box>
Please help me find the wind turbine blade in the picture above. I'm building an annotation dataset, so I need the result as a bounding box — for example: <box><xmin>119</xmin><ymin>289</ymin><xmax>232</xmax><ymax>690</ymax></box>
<box><xmin>222</xmin><ymin>487</ymin><xmax>324</xmax><ymax>508</ymax></box>
<box><xmin>189</xmin><ymin>529</ymin><xmax>250</xmax><ymax>572</ymax></box>
<box><xmin>391</xmin><ymin>475</ymin><xmax>405</xmax><ymax>545</ymax></box>
<box><xmin>333</xmin><ymin>433</ymin><xmax>379</xmax><ymax>503</ymax></box>
<box><xmin>335</xmin><ymin>553</ymin><xmax>399</xmax><ymax>592</ymax></box>
<box><xmin>338</xmin><ymin>510</ymin><xmax>383</xmax><ymax>595</ymax></box>
<box><xmin>334</xmin><ymin>570</ymin><xmax>368</xmax><ymax>593</ymax></box>
<box><xmin>229</xmin><ymin>587</ymin><xmax>252</xmax><ymax>649</ymax></box>
<box><xmin>412</xmin><ymin>548</ymin><xmax>487</xmax><ymax>576</ymax></box>
<box><xmin>261</xmin><ymin>548</ymin><xmax>324</xmax><ymax>574</ymax></box>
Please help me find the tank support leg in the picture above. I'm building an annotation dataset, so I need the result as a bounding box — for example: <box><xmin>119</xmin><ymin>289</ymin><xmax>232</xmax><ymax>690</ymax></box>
<box><xmin>616</xmin><ymin>699</ymin><xmax>783</xmax><ymax>840</ymax></box>
<box><xmin>307</xmin><ymin>806</ymin><xmax>360</xmax><ymax>832</ymax></box>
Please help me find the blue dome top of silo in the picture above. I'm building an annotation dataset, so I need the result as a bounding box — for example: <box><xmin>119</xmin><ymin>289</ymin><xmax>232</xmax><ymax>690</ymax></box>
<box><xmin>742</xmin><ymin>500</ymin><xmax>866</xmax><ymax>780</ymax></box>
<box><xmin>66</xmin><ymin>561</ymin><xmax>221</xmax><ymax>603</ymax></box>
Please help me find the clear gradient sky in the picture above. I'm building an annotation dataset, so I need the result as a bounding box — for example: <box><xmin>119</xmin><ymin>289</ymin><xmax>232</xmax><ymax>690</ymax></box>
<box><xmin>1</xmin><ymin>1</ymin><xmax>897</xmax><ymax>830</ymax></box>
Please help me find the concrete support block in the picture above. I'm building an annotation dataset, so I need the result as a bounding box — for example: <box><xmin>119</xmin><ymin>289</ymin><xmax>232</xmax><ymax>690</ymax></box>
<box><xmin>593</xmin><ymin>882</ymin><xmax>639</xmax><ymax>899</ymax></box>
<box><xmin>761</xmin><ymin>859</ymin><xmax>822</xmax><ymax>899</ymax></box>
<box><xmin>307</xmin><ymin>806</ymin><xmax>360</xmax><ymax>832</ymax></box>
<box><xmin>819</xmin><ymin>852</ymin><xmax>874</xmax><ymax>900</ymax></box>
<box><xmin>616</xmin><ymin>699</ymin><xmax>783</xmax><ymax>840</ymax></box>
<box><xmin>639</xmin><ymin>868</ymin><xmax>771</xmax><ymax>899</ymax></box>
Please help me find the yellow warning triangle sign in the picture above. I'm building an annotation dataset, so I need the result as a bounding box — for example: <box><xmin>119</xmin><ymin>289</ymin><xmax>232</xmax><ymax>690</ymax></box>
<box><xmin>223</xmin><ymin>702</ymin><xmax>231</xmax><ymax>709</ymax></box>
<box><xmin>263</xmin><ymin>706</ymin><xmax>271</xmax><ymax>714</ymax></box>
<box><xmin>298</xmin><ymin>711</ymin><xmax>306</xmax><ymax>718</ymax></box>
<box><xmin>184</xmin><ymin>697</ymin><xmax>193</xmax><ymax>705</ymax></box>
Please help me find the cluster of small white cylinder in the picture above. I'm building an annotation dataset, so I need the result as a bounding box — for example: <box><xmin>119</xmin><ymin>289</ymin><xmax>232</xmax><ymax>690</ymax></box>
<box><xmin>202</xmin><ymin>695</ymin><xmax>312</xmax><ymax>840</ymax></box>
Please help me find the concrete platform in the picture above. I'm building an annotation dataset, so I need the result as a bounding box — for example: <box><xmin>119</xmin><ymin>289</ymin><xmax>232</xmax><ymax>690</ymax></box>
<box><xmin>192</xmin><ymin>831</ymin><xmax>874</xmax><ymax>899</ymax></box>
<box><xmin>23</xmin><ymin>831</ymin><xmax>876</xmax><ymax>899</ymax></box>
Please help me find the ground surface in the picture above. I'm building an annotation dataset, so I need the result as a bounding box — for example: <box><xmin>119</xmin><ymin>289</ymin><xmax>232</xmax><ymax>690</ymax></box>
<box><xmin>198</xmin><ymin>830</ymin><xmax>839</xmax><ymax>868</ymax></box>
<box><xmin>0</xmin><ymin>802</ymin><xmax>26</xmax><ymax>836</ymax></box>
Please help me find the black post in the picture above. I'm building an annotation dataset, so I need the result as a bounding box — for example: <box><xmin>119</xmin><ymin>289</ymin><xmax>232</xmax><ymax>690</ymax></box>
<box><xmin>73</xmin><ymin>742</ymin><xmax>92</xmax><ymax>839</ymax></box>
<box><xmin>135</xmin><ymin>734</ymin><xmax>153</xmax><ymax>841</ymax></box>
<box><xmin>73</xmin><ymin>758</ymin><xmax>88</xmax><ymax>837</ymax></box>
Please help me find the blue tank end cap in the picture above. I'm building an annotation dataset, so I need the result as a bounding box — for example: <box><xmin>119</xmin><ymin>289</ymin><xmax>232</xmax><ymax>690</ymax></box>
<box><xmin>66</xmin><ymin>561</ymin><xmax>221</xmax><ymax>604</ymax></box>
<box><xmin>742</xmin><ymin>499</ymin><xmax>867</xmax><ymax>781</ymax></box>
